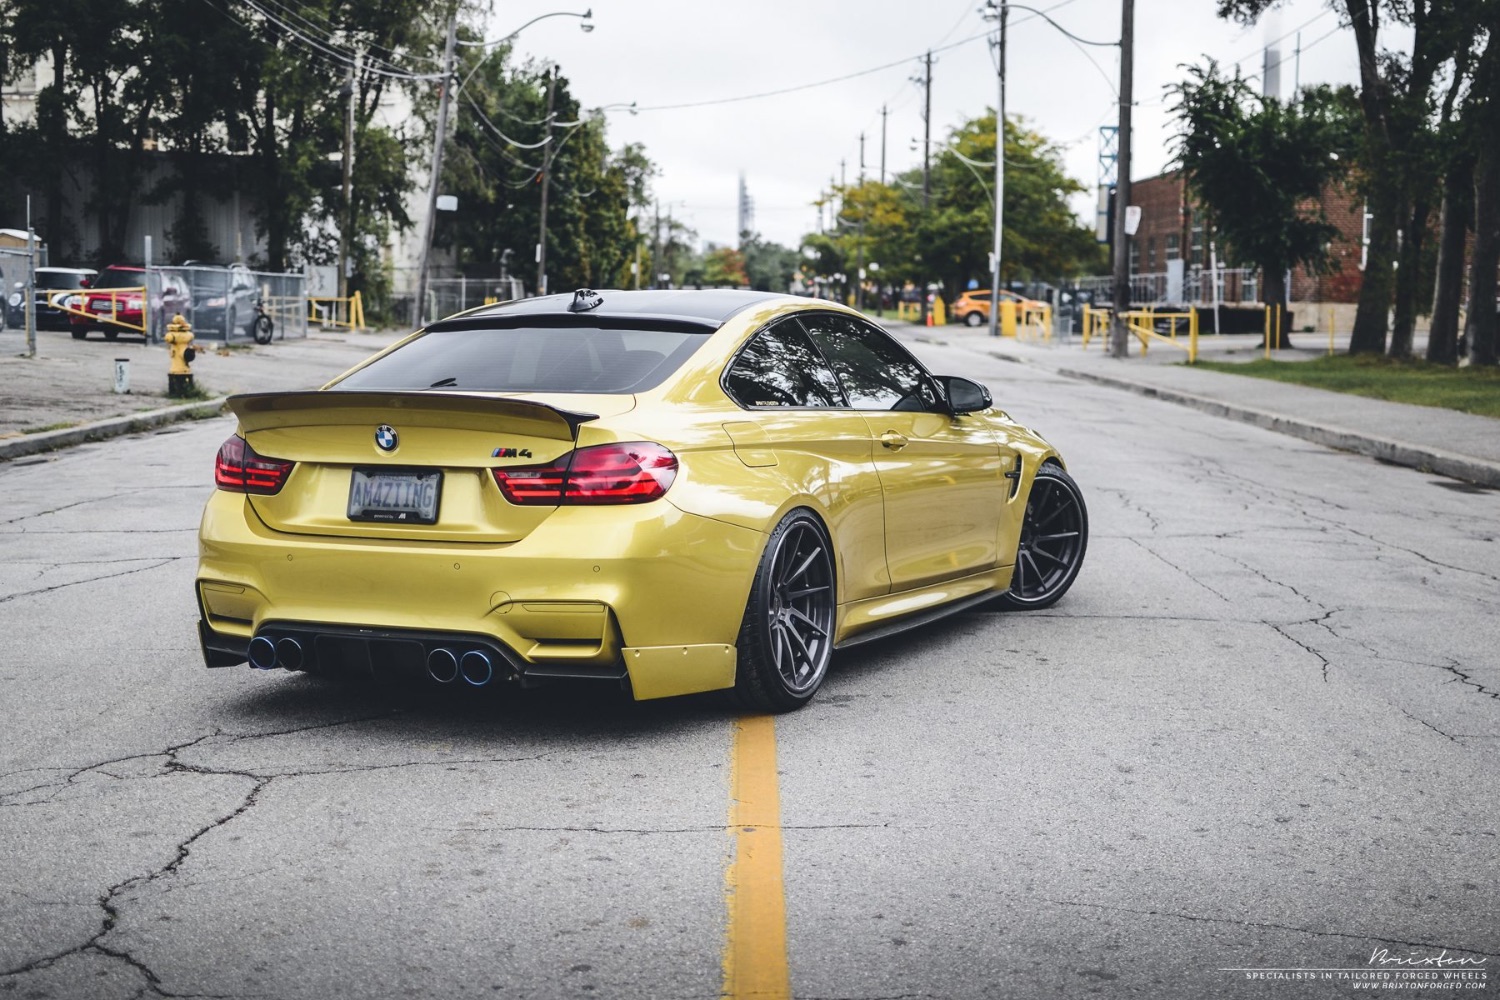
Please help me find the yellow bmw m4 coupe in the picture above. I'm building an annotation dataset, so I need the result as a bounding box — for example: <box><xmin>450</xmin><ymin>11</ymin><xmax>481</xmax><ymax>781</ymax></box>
<box><xmin>196</xmin><ymin>289</ymin><xmax>1087</xmax><ymax>711</ymax></box>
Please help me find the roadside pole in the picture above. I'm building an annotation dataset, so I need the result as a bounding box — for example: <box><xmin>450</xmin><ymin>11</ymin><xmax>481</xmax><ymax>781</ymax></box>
<box><xmin>987</xmin><ymin>1</ymin><xmax>1007</xmax><ymax>339</ymax></box>
<box><xmin>1108</xmin><ymin>0</ymin><xmax>1134</xmax><ymax>358</ymax></box>
<box><xmin>537</xmin><ymin>63</ymin><xmax>558</xmax><ymax>298</ymax></box>
<box><xmin>25</xmin><ymin>198</ymin><xmax>36</xmax><ymax>358</ymax></box>
<box><xmin>415</xmin><ymin>9</ymin><xmax>459</xmax><ymax>325</ymax></box>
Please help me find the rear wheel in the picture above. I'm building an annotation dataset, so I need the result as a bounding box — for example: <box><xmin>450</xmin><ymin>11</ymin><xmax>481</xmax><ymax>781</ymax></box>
<box><xmin>996</xmin><ymin>463</ymin><xmax>1088</xmax><ymax>610</ymax></box>
<box><xmin>965</xmin><ymin>311</ymin><xmax>984</xmax><ymax>327</ymax></box>
<box><xmin>734</xmin><ymin>509</ymin><xmax>836</xmax><ymax>712</ymax></box>
<box><xmin>253</xmin><ymin>313</ymin><xmax>273</xmax><ymax>344</ymax></box>
<box><xmin>71</xmin><ymin>328</ymin><xmax>88</xmax><ymax>340</ymax></box>
<box><xmin>103</xmin><ymin>328</ymin><xmax>119</xmax><ymax>341</ymax></box>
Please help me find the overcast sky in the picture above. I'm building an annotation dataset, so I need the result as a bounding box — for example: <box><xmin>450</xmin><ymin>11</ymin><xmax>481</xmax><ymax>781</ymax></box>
<box><xmin>483</xmin><ymin>0</ymin><xmax>1384</xmax><ymax>250</ymax></box>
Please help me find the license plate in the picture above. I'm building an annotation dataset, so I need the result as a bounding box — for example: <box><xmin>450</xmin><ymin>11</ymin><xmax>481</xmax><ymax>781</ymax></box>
<box><xmin>90</xmin><ymin>300</ymin><xmax>112</xmax><ymax>312</ymax></box>
<box><xmin>347</xmin><ymin>468</ymin><xmax>442</xmax><ymax>524</ymax></box>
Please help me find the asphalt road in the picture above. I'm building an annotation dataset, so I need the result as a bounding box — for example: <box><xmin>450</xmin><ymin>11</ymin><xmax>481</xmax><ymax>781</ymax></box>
<box><xmin>1</xmin><ymin>334</ymin><xmax>1496</xmax><ymax>1000</ymax></box>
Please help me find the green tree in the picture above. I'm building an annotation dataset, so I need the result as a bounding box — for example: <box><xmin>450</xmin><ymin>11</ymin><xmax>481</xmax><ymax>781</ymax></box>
<box><xmin>740</xmin><ymin>234</ymin><xmax>799</xmax><ymax>293</ymax></box>
<box><xmin>702</xmin><ymin>246</ymin><xmax>748</xmax><ymax>287</ymax></box>
<box><xmin>1171</xmin><ymin>62</ymin><xmax>1357</xmax><ymax>345</ymax></box>
<box><xmin>808</xmin><ymin>111</ymin><xmax>1100</xmax><ymax>308</ymax></box>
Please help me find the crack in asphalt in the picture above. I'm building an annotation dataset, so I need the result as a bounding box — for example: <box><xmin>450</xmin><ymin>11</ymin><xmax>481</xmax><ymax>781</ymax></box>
<box><xmin>1439</xmin><ymin>658</ymin><xmax>1500</xmax><ymax>702</ymax></box>
<box><xmin>1396</xmin><ymin>706</ymin><xmax>1462</xmax><ymax>743</ymax></box>
<box><xmin>1042</xmin><ymin>898</ymin><xmax>1500</xmax><ymax>959</ymax></box>
<box><xmin>1224</xmin><ymin>554</ymin><xmax>1324</xmax><ymax>609</ymax></box>
<box><xmin>1269</xmin><ymin>623</ymin><xmax>1333</xmax><ymax>683</ymax></box>
<box><xmin>1127</xmin><ymin>537</ymin><xmax>1232</xmax><ymax>602</ymax></box>
<box><xmin>0</xmin><ymin>557</ymin><xmax>185</xmax><ymax>605</ymax></box>
<box><xmin>1095</xmin><ymin>486</ymin><xmax>1162</xmax><ymax>533</ymax></box>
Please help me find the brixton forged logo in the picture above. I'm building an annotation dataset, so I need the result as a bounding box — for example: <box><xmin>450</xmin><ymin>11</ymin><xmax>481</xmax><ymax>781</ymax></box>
<box><xmin>1222</xmin><ymin>949</ymin><xmax>1488</xmax><ymax>991</ymax></box>
<box><xmin>374</xmin><ymin>425</ymin><xmax>398</xmax><ymax>452</ymax></box>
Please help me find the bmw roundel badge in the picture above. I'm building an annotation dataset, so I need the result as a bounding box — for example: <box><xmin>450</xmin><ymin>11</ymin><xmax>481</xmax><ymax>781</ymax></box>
<box><xmin>375</xmin><ymin>425</ymin><xmax>398</xmax><ymax>451</ymax></box>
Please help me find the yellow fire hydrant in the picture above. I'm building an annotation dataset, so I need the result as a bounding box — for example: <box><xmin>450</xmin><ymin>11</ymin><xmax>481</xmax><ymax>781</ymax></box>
<box><xmin>164</xmin><ymin>314</ymin><xmax>197</xmax><ymax>397</ymax></box>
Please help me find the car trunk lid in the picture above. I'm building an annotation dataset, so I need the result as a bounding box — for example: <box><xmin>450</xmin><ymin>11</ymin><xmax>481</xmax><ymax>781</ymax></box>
<box><xmin>227</xmin><ymin>390</ymin><xmax>602</xmax><ymax>543</ymax></box>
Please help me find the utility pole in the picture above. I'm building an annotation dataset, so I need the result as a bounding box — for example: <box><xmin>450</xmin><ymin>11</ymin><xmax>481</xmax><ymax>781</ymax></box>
<box><xmin>1108</xmin><ymin>0</ymin><xmax>1135</xmax><ymax>358</ymax></box>
<box><xmin>856</xmin><ymin>133</ymin><xmax>866</xmax><ymax>310</ymax></box>
<box><xmin>879</xmin><ymin>104</ymin><xmax>888</xmax><ymax>185</ymax></box>
<box><xmin>415</xmin><ymin>9</ymin><xmax>458</xmax><ymax>325</ymax></box>
<box><xmin>920</xmin><ymin>49</ymin><xmax>933</xmax><ymax>325</ymax></box>
<box><xmin>337</xmin><ymin>52</ymin><xmax>358</xmax><ymax>305</ymax></box>
<box><xmin>653</xmin><ymin>199</ymin><xmax>662</xmax><ymax>287</ymax></box>
<box><xmin>988</xmin><ymin>2</ymin><xmax>1007</xmax><ymax>338</ymax></box>
<box><xmin>536</xmin><ymin>63</ymin><xmax>558</xmax><ymax>297</ymax></box>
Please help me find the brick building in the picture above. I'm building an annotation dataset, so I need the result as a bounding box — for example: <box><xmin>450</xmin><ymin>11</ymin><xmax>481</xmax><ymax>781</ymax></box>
<box><xmin>1128</xmin><ymin>170</ymin><xmax>1367</xmax><ymax>304</ymax></box>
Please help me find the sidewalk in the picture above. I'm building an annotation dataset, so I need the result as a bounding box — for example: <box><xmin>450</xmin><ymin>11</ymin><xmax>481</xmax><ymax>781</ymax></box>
<box><xmin>0</xmin><ymin>326</ymin><xmax>407</xmax><ymax>461</ymax></box>
<box><xmin>886</xmin><ymin>317</ymin><xmax>1500</xmax><ymax>489</ymax></box>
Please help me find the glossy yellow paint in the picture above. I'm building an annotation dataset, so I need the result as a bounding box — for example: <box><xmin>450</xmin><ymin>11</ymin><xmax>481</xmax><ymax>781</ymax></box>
<box><xmin>196</xmin><ymin>295</ymin><xmax>1064</xmax><ymax>699</ymax></box>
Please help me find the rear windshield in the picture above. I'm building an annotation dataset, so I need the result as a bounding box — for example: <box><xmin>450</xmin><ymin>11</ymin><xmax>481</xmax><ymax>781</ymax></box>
<box><xmin>94</xmin><ymin>269</ymin><xmax>142</xmax><ymax>289</ymax></box>
<box><xmin>332</xmin><ymin>324</ymin><xmax>711</xmax><ymax>395</ymax></box>
<box><xmin>36</xmin><ymin>272</ymin><xmax>90</xmax><ymax>290</ymax></box>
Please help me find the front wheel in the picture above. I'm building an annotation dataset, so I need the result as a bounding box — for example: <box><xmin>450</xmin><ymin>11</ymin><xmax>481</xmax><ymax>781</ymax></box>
<box><xmin>995</xmin><ymin>463</ymin><xmax>1088</xmax><ymax>610</ymax></box>
<box><xmin>252</xmin><ymin>313</ymin><xmax>273</xmax><ymax>344</ymax></box>
<box><xmin>964</xmin><ymin>311</ymin><xmax>985</xmax><ymax>327</ymax></box>
<box><xmin>71</xmin><ymin>328</ymin><xmax>89</xmax><ymax>340</ymax></box>
<box><xmin>734</xmin><ymin>510</ymin><xmax>837</xmax><ymax>712</ymax></box>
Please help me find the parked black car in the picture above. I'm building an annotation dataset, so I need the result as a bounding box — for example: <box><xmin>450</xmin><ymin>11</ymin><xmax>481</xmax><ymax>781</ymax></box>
<box><xmin>181</xmin><ymin>262</ymin><xmax>260</xmax><ymax>338</ymax></box>
<box><xmin>5</xmin><ymin>267</ymin><xmax>97</xmax><ymax>331</ymax></box>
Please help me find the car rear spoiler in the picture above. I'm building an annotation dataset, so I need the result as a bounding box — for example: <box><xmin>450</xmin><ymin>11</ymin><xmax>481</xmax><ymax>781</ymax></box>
<box><xmin>226</xmin><ymin>390</ymin><xmax>599</xmax><ymax>442</ymax></box>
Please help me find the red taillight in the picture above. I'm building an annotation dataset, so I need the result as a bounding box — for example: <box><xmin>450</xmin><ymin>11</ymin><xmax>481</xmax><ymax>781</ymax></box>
<box><xmin>215</xmin><ymin>435</ymin><xmax>294</xmax><ymax>495</ymax></box>
<box><xmin>492</xmin><ymin>442</ymin><xmax>677</xmax><ymax>506</ymax></box>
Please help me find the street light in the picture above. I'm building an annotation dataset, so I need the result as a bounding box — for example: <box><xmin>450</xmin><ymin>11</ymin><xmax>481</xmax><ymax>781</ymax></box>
<box><xmin>415</xmin><ymin>8</ymin><xmax>595</xmax><ymax>324</ymax></box>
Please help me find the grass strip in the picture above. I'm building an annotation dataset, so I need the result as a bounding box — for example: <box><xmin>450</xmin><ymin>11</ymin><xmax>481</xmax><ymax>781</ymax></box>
<box><xmin>1193</xmin><ymin>355</ymin><xmax>1500</xmax><ymax>418</ymax></box>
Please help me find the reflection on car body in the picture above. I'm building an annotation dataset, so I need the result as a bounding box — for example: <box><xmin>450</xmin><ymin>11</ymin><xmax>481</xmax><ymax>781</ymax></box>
<box><xmin>196</xmin><ymin>290</ymin><xmax>1088</xmax><ymax>710</ymax></box>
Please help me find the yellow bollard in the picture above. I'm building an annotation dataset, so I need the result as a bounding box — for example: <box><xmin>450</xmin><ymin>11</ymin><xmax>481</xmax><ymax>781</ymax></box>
<box><xmin>999</xmin><ymin>298</ymin><xmax>1017</xmax><ymax>338</ymax></box>
<box><xmin>1264</xmin><ymin>306</ymin><xmax>1272</xmax><ymax>360</ymax></box>
<box><xmin>933</xmin><ymin>296</ymin><xmax>947</xmax><ymax>326</ymax></box>
<box><xmin>1189</xmin><ymin>307</ymin><xmax>1199</xmax><ymax>364</ymax></box>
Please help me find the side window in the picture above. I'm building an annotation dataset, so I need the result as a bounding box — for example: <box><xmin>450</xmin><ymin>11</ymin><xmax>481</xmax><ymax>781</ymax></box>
<box><xmin>724</xmin><ymin>320</ymin><xmax>845</xmax><ymax>408</ymax></box>
<box><xmin>798</xmin><ymin>314</ymin><xmax>939</xmax><ymax>412</ymax></box>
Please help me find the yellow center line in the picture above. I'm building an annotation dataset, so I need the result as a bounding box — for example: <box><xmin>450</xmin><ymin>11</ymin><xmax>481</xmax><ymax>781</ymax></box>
<box><xmin>723</xmin><ymin>714</ymin><xmax>791</xmax><ymax>1000</ymax></box>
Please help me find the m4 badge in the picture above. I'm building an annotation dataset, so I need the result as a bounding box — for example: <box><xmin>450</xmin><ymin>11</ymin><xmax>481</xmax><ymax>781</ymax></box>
<box><xmin>492</xmin><ymin>447</ymin><xmax>534</xmax><ymax>458</ymax></box>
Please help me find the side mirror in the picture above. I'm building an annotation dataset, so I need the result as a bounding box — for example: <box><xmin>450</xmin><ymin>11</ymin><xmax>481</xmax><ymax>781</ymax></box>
<box><xmin>936</xmin><ymin>375</ymin><xmax>992</xmax><ymax>415</ymax></box>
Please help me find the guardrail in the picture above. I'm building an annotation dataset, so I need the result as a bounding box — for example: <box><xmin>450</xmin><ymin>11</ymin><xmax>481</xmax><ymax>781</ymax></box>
<box><xmin>1080</xmin><ymin>305</ymin><xmax>1199</xmax><ymax>362</ymax></box>
<box><xmin>307</xmin><ymin>291</ymin><xmax>366</xmax><ymax>331</ymax></box>
<box><xmin>47</xmin><ymin>288</ymin><xmax>148</xmax><ymax>333</ymax></box>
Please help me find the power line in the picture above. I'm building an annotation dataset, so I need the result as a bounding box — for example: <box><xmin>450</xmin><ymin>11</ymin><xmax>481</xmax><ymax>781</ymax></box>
<box><xmin>634</xmin><ymin>28</ymin><xmax>993</xmax><ymax>113</ymax></box>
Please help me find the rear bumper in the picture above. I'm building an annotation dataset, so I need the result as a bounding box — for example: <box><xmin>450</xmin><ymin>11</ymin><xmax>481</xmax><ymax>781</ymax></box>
<box><xmin>195</xmin><ymin>491</ymin><xmax>761</xmax><ymax>699</ymax></box>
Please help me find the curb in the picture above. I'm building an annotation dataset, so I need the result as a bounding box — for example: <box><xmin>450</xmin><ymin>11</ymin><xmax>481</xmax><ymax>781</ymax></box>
<box><xmin>0</xmin><ymin>397</ymin><xmax>229</xmax><ymax>462</ymax></box>
<box><xmin>1053</xmin><ymin>367</ymin><xmax>1500</xmax><ymax>489</ymax></box>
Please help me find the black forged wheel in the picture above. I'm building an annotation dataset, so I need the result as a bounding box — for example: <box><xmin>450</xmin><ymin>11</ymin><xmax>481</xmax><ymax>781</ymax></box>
<box><xmin>734</xmin><ymin>510</ymin><xmax>837</xmax><ymax>712</ymax></box>
<box><xmin>996</xmin><ymin>463</ymin><xmax>1089</xmax><ymax>611</ymax></box>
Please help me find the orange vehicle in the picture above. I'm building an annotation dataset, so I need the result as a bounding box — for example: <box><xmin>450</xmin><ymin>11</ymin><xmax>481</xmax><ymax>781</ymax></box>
<box><xmin>951</xmin><ymin>288</ymin><xmax>1045</xmax><ymax>327</ymax></box>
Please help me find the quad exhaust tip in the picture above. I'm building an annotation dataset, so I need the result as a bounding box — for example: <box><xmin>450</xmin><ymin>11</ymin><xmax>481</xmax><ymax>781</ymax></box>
<box><xmin>427</xmin><ymin>648</ymin><xmax>460</xmax><ymax>684</ymax></box>
<box><xmin>460</xmin><ymin>650</ymin><xmax>493</xmax><ymax>687</ymax></box>
<box><xmin>275</xmin><ymin>637</ymin><xmax>304</xmax><ymax>671</ymax></box>
<box><xmin>248</xmin><ymin>635</ymin><xmax>278</xmax><ymax>670</ymax></box>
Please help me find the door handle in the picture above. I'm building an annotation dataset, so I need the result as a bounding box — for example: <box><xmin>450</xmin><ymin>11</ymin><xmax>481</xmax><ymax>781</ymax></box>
<box><xmin>880</xmin><ymin>431</ymin><xmax>909</xmax><ymax>450</ymax></box>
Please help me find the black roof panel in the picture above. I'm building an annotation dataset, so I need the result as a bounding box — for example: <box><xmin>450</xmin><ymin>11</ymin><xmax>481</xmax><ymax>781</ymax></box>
<box><xmin>443</xmin><ymin>289</ymin><xmax>792</xmax><ymax>328</ymax></box>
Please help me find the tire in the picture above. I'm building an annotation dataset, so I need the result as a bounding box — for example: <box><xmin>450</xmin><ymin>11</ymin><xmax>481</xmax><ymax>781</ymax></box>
<box><xmin>103</xmin><ymin>328</ymin><xmax>119</xmax><ymax>341</ymax></box>
<box><xmin>964</xmin><ymin>311</ymin><xmax>984</xmax><ymax>327</ymax></box>
<box><xmin>253</xmin><ymin>313</ymin><xmax>273</xmax><ymax>344</ymax></box>
<box><xmin>71</xmin><ymin>328</ymin><xmax>88</xmax><ymax>340</ymax></box>
<box><xmin>734</xmin><ymin>509</ymin><xmax>837</xmax><ymax>712</ymax></box>
<box><xmin>995</xmin><ymin>463</ymin><xmax>1088</xmax><ymax>610</ymax></box>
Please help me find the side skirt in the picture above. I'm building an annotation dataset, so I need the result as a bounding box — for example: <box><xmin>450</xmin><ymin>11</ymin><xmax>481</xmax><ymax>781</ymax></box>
<box><xmin>833</xmin><ymin>567</ymin><xmax>1011</xmax><ymax>650</ymax></box>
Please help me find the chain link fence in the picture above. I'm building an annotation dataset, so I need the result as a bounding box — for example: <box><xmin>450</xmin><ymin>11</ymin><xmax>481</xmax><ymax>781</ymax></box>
<box><xmin>150</xmin><ymin>264</ymin><xmax>308</xmax><ymax>342</ymax></box>
<box><xmin>387</xmin><ymin>272</ymin><xmax>526</xmax><ymax>328</ymax></box>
